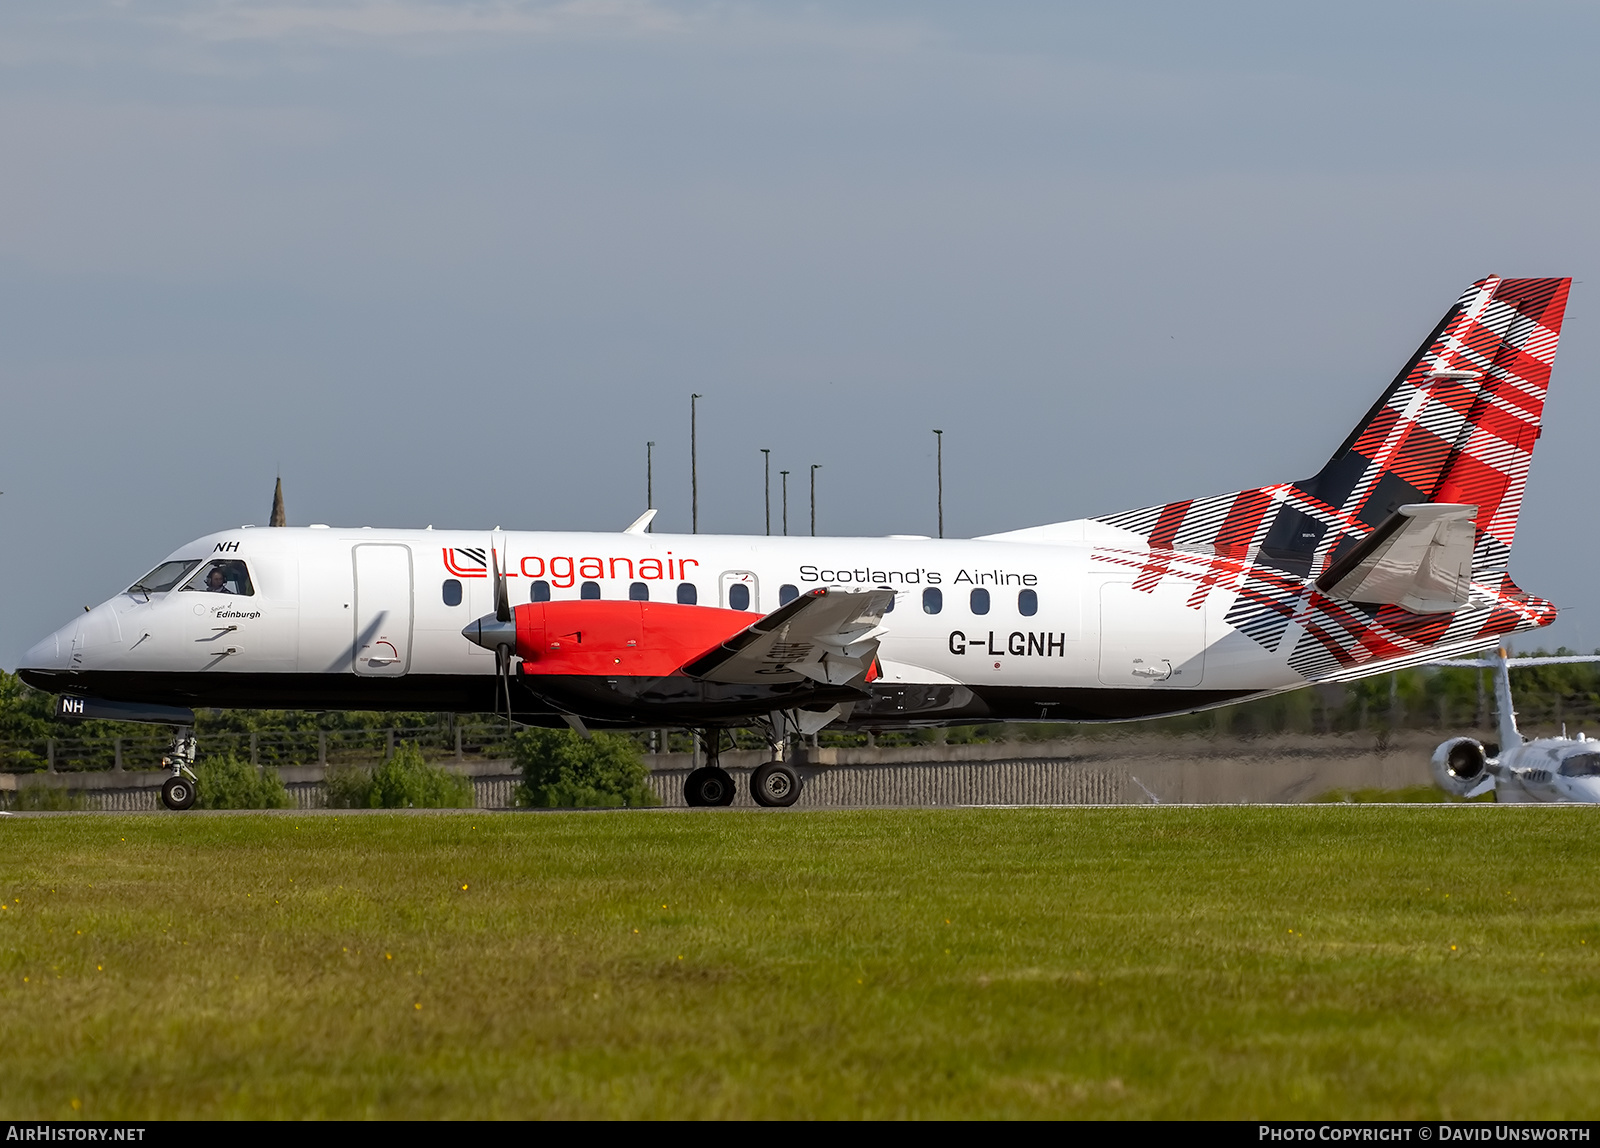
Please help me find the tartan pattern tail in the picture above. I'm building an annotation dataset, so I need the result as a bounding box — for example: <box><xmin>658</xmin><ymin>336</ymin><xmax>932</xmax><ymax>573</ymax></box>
<box><xmin>1092</xmin><ymin>276</ymin><xmax>1571</xmax><ymax>678</ymax></box>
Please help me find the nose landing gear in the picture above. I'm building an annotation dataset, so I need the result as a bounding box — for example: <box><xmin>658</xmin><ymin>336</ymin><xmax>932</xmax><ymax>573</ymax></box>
<box><xmin>160</xmin><ymin>727</ymin><xmax>198</xmax><ymax>811</ymax></box>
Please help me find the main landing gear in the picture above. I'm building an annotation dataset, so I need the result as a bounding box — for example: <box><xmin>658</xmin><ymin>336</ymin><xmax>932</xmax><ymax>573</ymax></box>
<box><xmin>160</xmin><ymin>726</ymin><xmax>198</xmax><ymax>811</ymax></box>
<box><xmin>683</xmin><ymin>731</ymin><xmax>735</xmax><ymax>807</ymax></box>
<box><xmin>681</xmin><ymin>726</ymin><xmax>804</xmax><ymax>808</ymax></box>
<box><xmin>750</xmin><ymin>761</ymin><xmax>800</xmax><ymax>808</ymax></box>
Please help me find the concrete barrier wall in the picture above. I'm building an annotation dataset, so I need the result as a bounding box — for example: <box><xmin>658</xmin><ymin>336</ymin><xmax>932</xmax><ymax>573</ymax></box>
<box><xmin>643</xmin><ymin>761</ymin><xmax>1123</xmax><ymax>808</ymax></box>
<box><xmin>15</xmin><ymin>732</ymin><xmax>1441</xmax><ymax>809</ymax></box>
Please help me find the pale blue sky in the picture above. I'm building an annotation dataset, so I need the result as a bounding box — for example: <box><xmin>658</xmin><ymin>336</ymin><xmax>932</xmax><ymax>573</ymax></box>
<box><xmin>4</xmin><ymin>1</ymin><xmax>1599</xmax><ymax>666</ymax></box>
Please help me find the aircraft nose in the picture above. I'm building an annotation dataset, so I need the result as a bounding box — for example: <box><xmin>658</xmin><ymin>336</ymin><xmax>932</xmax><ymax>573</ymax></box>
<box><xmin>461</xmin><ymin>615</ymin><xmax>516</xmax><ymax>651</ymax></box>
<box><xmin>21</xmin><ymin>628</ymin><xmax>66</xmax><ymax>670</ymax></box>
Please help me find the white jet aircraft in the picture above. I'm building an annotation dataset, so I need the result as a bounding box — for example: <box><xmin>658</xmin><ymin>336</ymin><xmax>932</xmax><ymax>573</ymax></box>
<box><xmin>1431</xmin><ymin>650</ymin><xmax>1600</xmax><ymax>803</ymax></box>
<box><xmin>18</xmin><ymin>276</ymin><xmax>1574</xmax><ymax>809</ymax></box>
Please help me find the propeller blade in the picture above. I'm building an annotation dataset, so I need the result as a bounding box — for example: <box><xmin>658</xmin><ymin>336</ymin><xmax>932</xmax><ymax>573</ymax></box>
<box><xmin>492</xmin><ymin>543</ymin><xmax>511</xmax><ymax>623</ymax></box>
<box><xmin>497</xmin><ymin>642</ymin><xmax>514</xmax><ymax>732</ymax></box>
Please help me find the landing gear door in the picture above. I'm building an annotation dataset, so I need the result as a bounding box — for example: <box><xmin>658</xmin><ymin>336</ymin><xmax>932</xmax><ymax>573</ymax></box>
<box><xmin>719</xmin><ymin>570</ymin><xmax>759</xmax><ymax>612</ymax></box>
<box><xmin>353</xmin><ymin>544</ymin><xmax>414</xmax><ymax>676</ymax></box>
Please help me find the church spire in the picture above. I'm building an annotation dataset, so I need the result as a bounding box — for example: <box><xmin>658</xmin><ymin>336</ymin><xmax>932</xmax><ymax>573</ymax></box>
<box><xmin>269</xmin><ymin>476</ymin><xmax>286</xmax><ymax>527</ymax></box>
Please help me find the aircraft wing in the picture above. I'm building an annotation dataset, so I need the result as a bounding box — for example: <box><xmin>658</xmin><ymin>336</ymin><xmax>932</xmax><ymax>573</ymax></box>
<box><xmin>1316</xmin><ymin>503</ymin><xmax>1476</xmax><ymax>615</ymax></box>
<box><xmin>679</xmin><ymin>587</ymin><xmax>894</xmax><ymax>687</ymax></box>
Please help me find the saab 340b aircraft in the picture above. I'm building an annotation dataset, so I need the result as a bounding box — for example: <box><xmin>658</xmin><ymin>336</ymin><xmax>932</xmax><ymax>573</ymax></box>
<box><xmin>18</xmin><ymin>276</ymin><xmax>1573</xmax><ymax>810</ymax></box>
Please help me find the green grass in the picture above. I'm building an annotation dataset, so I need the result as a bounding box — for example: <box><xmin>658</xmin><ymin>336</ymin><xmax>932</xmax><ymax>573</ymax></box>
<box><xmin>1311</xmin><ymin>785</ymin><xmax>1490</xmax><ymax>804</ymax></box>
<box><xmin>3</xmin><ymin>807</ymin><xmax>1600</xmax><ymax>1119</ymax></box>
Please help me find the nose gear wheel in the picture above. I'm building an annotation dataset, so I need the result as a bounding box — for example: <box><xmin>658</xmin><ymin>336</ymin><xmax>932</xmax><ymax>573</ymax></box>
<box><xmin>161</xmin><ymin>775</ymin><xmax>197</xmax><ymax>811</ymax></box>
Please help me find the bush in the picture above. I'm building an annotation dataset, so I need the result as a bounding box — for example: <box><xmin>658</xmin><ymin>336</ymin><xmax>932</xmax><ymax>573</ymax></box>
<box><xmin>6</xmin><ymin>784</ymin><xmax>86</xmax><ymax>811</ymax></box>
<box><xmin>513</xmin><ymin>728</ymin><xmax>659</xmax><ymax>809</ymax></box>
<box><xmin>195</xmin><ymin>753</ymin><xmax>293</xmax><ymax>810</ymax></box>
<box><xmin>324</xmin><ymin>764</ymin><xmax>374</xmax><ymax>809</ymax></box>
<box><xmin>325</xmin><ymin>742</ymin><xmax>474</xmax><ymax>809</ymax></box>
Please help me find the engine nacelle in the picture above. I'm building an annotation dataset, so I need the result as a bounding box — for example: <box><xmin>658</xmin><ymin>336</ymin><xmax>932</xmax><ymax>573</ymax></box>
<box><xmin>1431</xmin><ymin>736</ymin><xmax>1491</xmax><ymax>797</ymax></box>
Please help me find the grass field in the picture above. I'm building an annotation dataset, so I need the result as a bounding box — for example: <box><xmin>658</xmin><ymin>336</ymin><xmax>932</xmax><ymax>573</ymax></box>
<box><xmin>4</xmin><ymin>807</ymin><xmax>1600</xmax><ymax>1119</ymax></box>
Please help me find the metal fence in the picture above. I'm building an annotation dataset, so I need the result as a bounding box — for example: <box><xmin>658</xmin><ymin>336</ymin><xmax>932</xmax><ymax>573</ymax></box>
<box><xmin>0</xmin><ymin>723</ymin><xmax>525</xmax><ymax>775</ymax></box>
<box><xmin>61</xmin><ymin>764</ymin><xmax>1122</xmax><ymax>811</ymax></box>
<box><xmin>70</xmin><ymin>774</ymin><xmax>526</xmax><ymax>812</ymax></box>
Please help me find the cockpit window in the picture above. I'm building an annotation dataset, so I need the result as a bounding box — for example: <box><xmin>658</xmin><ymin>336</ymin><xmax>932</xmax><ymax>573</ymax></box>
<box><xmin>129</xmin><ymin>560</ymin><xmax>200</xmax><ymax>595</ymax></box>
<box><xmin>181</xmin><ymin>560</ymin><xmax>255</xmax><ymax>596</ymax></box>
<box><xmin>1560</xmin><ymin>753</ymin><xmax>1600</xmax><ymax>778</ymax></box>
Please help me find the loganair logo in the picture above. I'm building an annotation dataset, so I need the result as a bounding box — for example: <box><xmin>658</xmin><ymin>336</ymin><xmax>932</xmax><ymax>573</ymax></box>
<box><xmin>442</xmin><ymin>547</ymin><xmax>701</xmax><ymax>588</ymax></box>
<box><xmin>443</xmin><ymin>547</ymin><xmax>489</xmax><ymax>578</ymax></box>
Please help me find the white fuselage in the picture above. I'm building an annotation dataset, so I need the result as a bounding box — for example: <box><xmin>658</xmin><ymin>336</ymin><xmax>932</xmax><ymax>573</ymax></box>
<box><xmin>16</xmin><ymin>522</ymin><xmax>1348</xmax><ymax>726</ymax></box>
<box><xmin>1491</xmin><ymin>738</ymin><xmax>1600</xmax><ymax>803</ymax></box>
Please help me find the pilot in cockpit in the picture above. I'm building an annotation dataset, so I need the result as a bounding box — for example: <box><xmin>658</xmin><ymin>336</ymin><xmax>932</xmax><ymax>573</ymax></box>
<box><xmin>180</xmin><ymin>559</ymin><xmax>254</xmax><ymax>595</ymax></box>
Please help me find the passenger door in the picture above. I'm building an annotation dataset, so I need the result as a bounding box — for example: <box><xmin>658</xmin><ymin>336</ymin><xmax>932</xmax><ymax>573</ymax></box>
<box><xmin>353</xmin><ymin>544</ymin><xmax>414</xmax><ymax>676</ymax></box>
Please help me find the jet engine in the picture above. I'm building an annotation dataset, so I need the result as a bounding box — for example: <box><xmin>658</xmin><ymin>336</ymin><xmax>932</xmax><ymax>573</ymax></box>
<box><xmin>1430</xmin><ymin>736</ymin><xmax>1493</xmax><ymax>797</ymax></box>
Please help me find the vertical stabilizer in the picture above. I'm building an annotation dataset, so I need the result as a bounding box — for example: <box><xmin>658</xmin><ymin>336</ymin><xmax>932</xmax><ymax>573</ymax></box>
<box><xmin>1490</xmin><ymin>648</ymin><xmax>1523</xmax><ymax>750</ymax></box>
<box><xmin>269</xmin><ymin>477</ymin><xmax>287</xmax><ymax>527</ymax></box>
<box><xmin>1090</xmin><ymin>277</ymin><xmax>1571</xmax><ymax>680</ymax></box>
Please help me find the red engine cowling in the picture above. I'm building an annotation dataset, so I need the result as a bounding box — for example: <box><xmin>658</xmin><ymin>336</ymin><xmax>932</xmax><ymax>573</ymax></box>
<box><xmin>513</xmin><ymin>600</ymin><xmax>755</xmax><ymax>679</ymax></box>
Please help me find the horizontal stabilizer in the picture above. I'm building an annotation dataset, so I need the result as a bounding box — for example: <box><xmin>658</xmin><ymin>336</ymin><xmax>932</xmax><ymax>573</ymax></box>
<box><xmin>1315</xmin><ymin>503</ymin><xmax>1476</xmax><ymax>614</ymax></box>
<box><xmin>680</xmin><ymin>588</ymin><xmax>894</xmax><ymax>687</ymax></box>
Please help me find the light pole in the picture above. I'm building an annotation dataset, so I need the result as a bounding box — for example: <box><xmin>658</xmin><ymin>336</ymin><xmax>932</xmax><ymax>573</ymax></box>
<box><xmin>646</xmin><ymin>441</ymin><xmax>655</xmax><ymax>533</ymax></box>
<box><xmin>761</xmin><ymin>448</ymin><xmax>771</xmax><ymax>535</ymax></box>
<box><xmin>933</xmin><ymin>428</ymin><xmax>943</xmax><ymax>539</ymax></box>
<box><xmin>810</xmin><ymin>464</ymin><xmax>821</xmax><ymax>537</ymax></box>
<box><xmin>690</xmin><ymin>394</ymin><xmax>702</xmax><ymax>534</ymax></box>
<box><xmin>780</xmin><ymin>470</ymin><xmax>789</xmax><ymax>536</ymax></box>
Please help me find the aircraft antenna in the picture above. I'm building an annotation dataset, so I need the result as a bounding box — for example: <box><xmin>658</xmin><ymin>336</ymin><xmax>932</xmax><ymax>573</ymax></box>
<box><xmin>691</xmin><ymin>393</ymin><xmax>702</xmax><ymax>534</ymax></box>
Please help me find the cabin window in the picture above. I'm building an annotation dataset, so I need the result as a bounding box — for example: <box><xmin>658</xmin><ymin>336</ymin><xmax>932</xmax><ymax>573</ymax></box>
<box><xmin>629</xmin><ymin>582</ymin><xmax>649</xmax><ymax>601</ymax></box>
<box><xmin>883</xmin><ymin>593</ymin><xmax>895</xmax><ymax>613</ymax></box>
<box><xmin>677</xmin><ymin>582</ymin><xmax>698</xmax><ymax>605</ymax></box>
<box><xmin>129</xmin><ymin>560</ymin><xmax>200</xmax><ymax>596</ymax></box>
<box><xmin>728</xmin><ymin>583</ymin><xmax>751</xmax><ymax>611</ymax></box>
<box><xmin>530</xmin><ymin>580</ymin><xmax>551</xmax><ymax>602</ymax></box>
<box><xmin>442</xmin><ymin>579</ymin><xmax>462</xmax><ymax>607</ymax></box>
<box><xmin>923</xmin><ymin>587</ymin><xmax>942</xmax><ymax>614</ymax></box>
<box><xmin>580</xmin><ymin>581</ymin><xmax>601</xmax><ymax>600</ymax></box>
<box><xmin>1018</xmin><ymin>589</ymin><xmax>1038</xmax><ymax>617</ymax></box>
<box><xmin>1560</xmin><ymin>753</ymin><xmax>1600</xmax><ymax>778</ymax></box>
<box><xmin>180</xmin><ymin>560</ymin><xmax>255</xmax><ymax>597</ymax></box>
<box><xmin>779</xmin><ymin>584</ymin><xmax>799</xmax><ymax>606</ymax></box>
<box><xmin>970</xmin><ymin>588</ymin><xmax>990</xmax><ymax>615</ymax></box>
